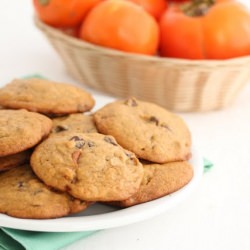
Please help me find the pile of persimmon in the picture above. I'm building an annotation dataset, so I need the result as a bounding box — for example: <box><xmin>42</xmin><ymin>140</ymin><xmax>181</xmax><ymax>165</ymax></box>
<box><xmin>34</xmin><ymin>0</ymin><xmax>250</xmax><ymax>59</ymax></box>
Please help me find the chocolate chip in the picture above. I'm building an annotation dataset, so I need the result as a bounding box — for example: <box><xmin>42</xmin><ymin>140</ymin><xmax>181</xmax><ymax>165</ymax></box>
<box><xmin>70</xmin><ymin>136</ymin><xmax>85</xmax><ymax>148</ymax></box>
<box><xmin>70</xmin><ymin>136</ymin><xmax>83</xmax><ymax>141</ymax></box>
<box><xmin>124</xmin><ymin>98</ymin><xmax>138</xmax><ymax>107</ymax></box>
<box><xmin>54</xmin><ymin>125</ymin><xmax>69</xmax><ymax>133</ymax></box>
<box><xmin>149</xmin><ymin>116</ymin><xmax>159</xmax><ymax>126</ymax></box>
<box><xmin>75</xmin><ymin>141</ymin><xmax>85</xmax><ymax>149</ymax></box>
<box><xmin>104</xmin><ymin>136</ymin><xmax>118</xmax><ymax>146</ymax></box>
<box><xmin>87</xmin><ymin>141</ymin><xmax>95</xmax><ymax>147</ymax></box>
<box><xmin>144</xmin><ymin>116</ymin><xmax>172</xmax><ymax>131</ymax></box>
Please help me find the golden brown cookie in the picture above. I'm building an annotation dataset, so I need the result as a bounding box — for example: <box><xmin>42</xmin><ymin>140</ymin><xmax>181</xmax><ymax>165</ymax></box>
<box><xmin>0</xmin><ymin>109</ymin><xmax>52</xmax><ymax>157</ymax></box>
<box><xmin>51</xmin><ymin>113</ymin><xmax>97</xmax><ymax>136</ymax></box>
<box><xmin>110</xmin><ymin>161</ymin><xmax>193</xmax><ymax>207</ymax></box>
<box><xmin>0</xmin><ymin>164</ymin><xmax>89</xmax><ymax>219</ymax></box>
<box><xmin>31</xmin><ymin>133</ymin><xmax>144</xmax><ymax>201</ymax></box>
<box><xmin>0</xmin><ymin>150</ymin><xmax>31</xmax><ymax>172</ymax></box>
<box><xmin>0</xmin><ymin>78</ymin><xmax>95</xmax><ymax>115</ymax></box>
<box><xmin>94</xmin><ymin>98</ymin><xmax>192</xmax><ymax>163</ymax></box>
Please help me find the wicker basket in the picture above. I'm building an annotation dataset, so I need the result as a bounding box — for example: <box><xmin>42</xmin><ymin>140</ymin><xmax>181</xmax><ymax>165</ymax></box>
<box><xmin>35</xmin><ymin>17</ymin><xmax>250</xmax><ymax>112</ymax></box>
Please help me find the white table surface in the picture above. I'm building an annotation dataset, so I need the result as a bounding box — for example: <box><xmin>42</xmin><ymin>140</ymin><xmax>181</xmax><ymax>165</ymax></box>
<box><xmin>1</xmin><ymin>1</ymin><xmax>250</xmax><ymax>249</ymax></box>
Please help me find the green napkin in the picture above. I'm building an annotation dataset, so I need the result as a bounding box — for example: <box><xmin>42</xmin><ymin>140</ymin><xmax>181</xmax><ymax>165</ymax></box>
<box><xmin>22</xmin><ymin>74</ymin><xmax>46</xmax><ymax>80</ymax></box>
<box><xmin>0</xmin><ymin>228</ymin><xmax>96</xmax><ymax>250</ymax></box>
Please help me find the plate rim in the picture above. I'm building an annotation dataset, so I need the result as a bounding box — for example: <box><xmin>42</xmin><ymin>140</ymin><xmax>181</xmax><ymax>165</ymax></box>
<box><xmin>0</xmin><ymin>146</ymin><xmax>203</xmax><ymax>232</ymax></box>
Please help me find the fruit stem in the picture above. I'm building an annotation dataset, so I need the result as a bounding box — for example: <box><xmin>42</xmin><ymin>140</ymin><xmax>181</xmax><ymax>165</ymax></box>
<box><xmin>182</xmin><ymin>0</ymin><xmax>215</xmax><ymax>16</ymax></box>
<box><xmin>38</xmin><ymin>0</ymin><xmax>50</xmax><ymax>6</ymax></box>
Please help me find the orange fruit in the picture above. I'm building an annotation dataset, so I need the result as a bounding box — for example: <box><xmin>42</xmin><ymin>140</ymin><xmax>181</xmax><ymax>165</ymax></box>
<box><xmin>79</xmin><ymin>0</ymin><xmax>159</xmax><ymax>55</ymax></box>
<box><xmin>127</xmin><ymin>0</ymin><xmax>167</xmax><ymax>20</ymax></box>
<box><xmin>33</xmin><ymin>0</ymin><xmax>103</xmax><ymax>27</ymax></box>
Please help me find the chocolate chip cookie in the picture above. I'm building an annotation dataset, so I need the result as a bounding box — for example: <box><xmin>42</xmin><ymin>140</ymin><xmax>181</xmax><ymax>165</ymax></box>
<box><xmin>0</xmin><ymin>78</ymin><xmax>95</xmax><ymax>116</ymax></box>
<box><xmin>31</xmin><ymin>133</ymin><xmax>144</xmax><ymax>201</ymax></box>
<box><xmin>110</xmin><ymin>161</ymin><xmax>193</xmax><ymax>207</ymax></box>
<box><xmin>0</xmin><ymin>164</ymin><xmax>89</xmax><ymax>219</ymax></box>
<box><xmin>0</xmin><ymin>109</ymin><xmax>52</xmax><ymax>156</ymax></box>
<box><xmin>94</xmin><ymin>98</ymin><xmax>191</xmax><ymax>163</ymax></box>
<box><xmin>51</xmin><ymin>113</ymin><xmax>97</xmax><ymax>136</ymax></box>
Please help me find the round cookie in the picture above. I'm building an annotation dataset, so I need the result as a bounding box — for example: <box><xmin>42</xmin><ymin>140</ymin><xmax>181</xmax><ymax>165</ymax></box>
<box><xmin>0</xmin><ymin>109</ymin><xmax>52</xmax><ymax>157</ymax></box>
<box><xmin>0</xmin><ymin>164</ymin><xmax>89</xmax><ymax>219</ymax></box>
<box><xmin>94</xmin><ymin>98</ymin><xmax>192</xmax><ymax>163</ymax></box>
<box><xmin>0</xmin><ymin>78</ymin><xmax>95</xmax><ymax>115</ymax></box>
<box><xmin>110</xmin><ymin>161</ymin><xmax>193</xmax><ymax>207</ymax></box>
<box><xmin>0</xmin><ymin>150</ymin><xmax>31</xmax><ymax>172</ymax></box>
<box><xmin>51</xmin><ymin>113</ymin><xmax>97</xmax><ymax>136</ymax></box>
<box><xmin>31</xmin><ymin>133</ymin><xmax>144</xmax><ymax>201</ymax></box>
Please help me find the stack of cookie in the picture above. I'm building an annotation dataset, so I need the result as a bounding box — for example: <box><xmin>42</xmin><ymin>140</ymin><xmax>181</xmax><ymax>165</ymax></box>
<box><xmin>0</xmin><ymin>109</ymin><xmax>51</xmax><ymax>172</ymax></box>
<box><xmin>0</xmin><ymin>78</ymin><xmax>95</xmax><ymax>218</ymax></box>
<box><xmin>0</xmin><ymin>77</ymin><xmax>193</xmax><ymax>219</ymax></box>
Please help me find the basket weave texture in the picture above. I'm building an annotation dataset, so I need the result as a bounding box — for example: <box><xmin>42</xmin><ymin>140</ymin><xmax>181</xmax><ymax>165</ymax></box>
<box><xmin>35</xmin><ymin>17</ymin><xmax>250</xmax><ymax>112</ymax></box>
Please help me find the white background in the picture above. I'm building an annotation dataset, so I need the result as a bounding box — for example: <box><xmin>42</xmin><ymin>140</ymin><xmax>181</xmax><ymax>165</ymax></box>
<box><xmin>1</xmin><ymin>1</ymin><xmax>250</xmax><ymax>249</ymax></box>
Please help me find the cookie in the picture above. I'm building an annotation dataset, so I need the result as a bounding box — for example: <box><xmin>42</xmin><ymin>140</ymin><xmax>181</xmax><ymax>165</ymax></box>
<box><xmin>51</xmin><ymin>113</ymin><xmax>97</xmax><ymax>136</ymax></box>
<box><xmin>0</xmin><ymin>78</ymin><xmax>95</xmax><ymax>116</ymax></box>
<box><xmin>0</xmin><ymin>164</ymin><xmax>89</xmax><ymax>219</ymax></box>
<box><xmin>94</xmin><ymin>98</ymin><xmax>191</xmax><ymax>163</ymax></box>
<box><xmin>0</xmin><ymin>109</ymin><xmax>52</xmax><ymax>157</ymax></box>
<box><xmin>0</xmin><ymin>150</ymin><xmax>31</xmax><ymax>172</ymax></box>
<box><xmin>110</xmin><ymin>161</ymin><xmax>193</xmax><ymax>207</ymax></box>
<box><xmin>31</xmin><ymin>133</ymin><xmax>144</xmax><ymax>201</ymax></box>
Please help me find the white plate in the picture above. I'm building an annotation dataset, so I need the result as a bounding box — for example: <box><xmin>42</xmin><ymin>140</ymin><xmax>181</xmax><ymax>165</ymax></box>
<box><xmin>0</xmin><ymin>147</ymin><xmax>203</xmax><ymax>232</ymax></box>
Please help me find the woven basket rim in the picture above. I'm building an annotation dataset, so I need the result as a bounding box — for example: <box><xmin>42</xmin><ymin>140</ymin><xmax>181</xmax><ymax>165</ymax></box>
<box><xmin>34</xmin><ymin>16</ymin><xmax>250</xmax><ymax>67</ymax></box>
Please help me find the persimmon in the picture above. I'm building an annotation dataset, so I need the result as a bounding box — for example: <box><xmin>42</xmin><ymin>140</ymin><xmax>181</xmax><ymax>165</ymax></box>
<box><xmin>79</xmin><ymin>0</ymin><xmax>159</xmax><ymax>55</ymax></box>
<box><xmin>33</xmin><ymin>0</ymin><xmax>103</xmax><ymax>27</ymax></box>
<box><xmin>126</xmin><ymin>0</ymin><xmax>168</xmax><ymax>20</ymax></box>
<box><xmin>159</xmin><ymin>0</ymin><xmax>250</xmax><ymax>59</ymax></box>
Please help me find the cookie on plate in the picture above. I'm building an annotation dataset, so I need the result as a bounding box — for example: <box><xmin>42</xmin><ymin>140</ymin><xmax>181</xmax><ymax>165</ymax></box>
<box><xmin>0</xmin><ymin>150</ymin><xmax>31</xmax><ymax>172</ymax></box>
<box><xmin>0</xmin><ymin>164</ymin><xmax>89</xmax><ymax>219</ymax></box>
<box><xmin>0</xmin><ymin>78</ymin><xmax>95</xmax><ymax>116</ymax></box>
<box><xmin>94</xmin><ymin>98</ymin><xmax>192</xmax><ymax>163</ymax></box>
<box><xmin>31</xmin><ymin>133</ymin><xmax>144</xmax><ymax>201</ymax></box>
<box><xmin>110</xmin><ymin>161</ymin><xmax>193</xmax><ymax>207</ymax></box>
<box><xmin>0</xmin><ymin>109</ymin><xmax>52</xmax><ymax>157</ymax></box>
<box><xmin>51</xmin><ymin>113</ymin><xmax>97</xmax><ymax>136</ymax></box>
